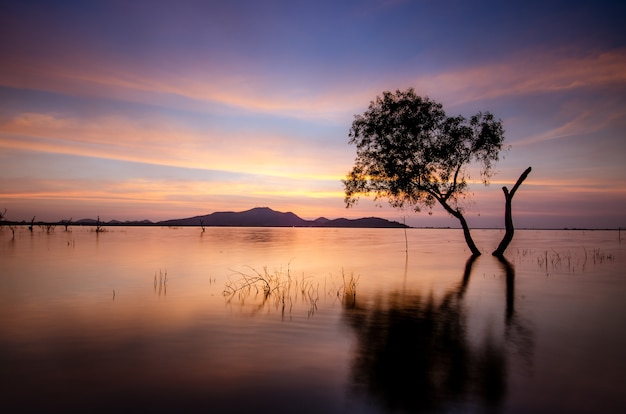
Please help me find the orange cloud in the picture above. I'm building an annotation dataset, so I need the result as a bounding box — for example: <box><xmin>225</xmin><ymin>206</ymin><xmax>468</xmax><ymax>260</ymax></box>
<box><xmin>1</xmin><ymin>173</ymin><xmax>343</xmax><ymax>206</ymax></box>
<box><xmin>0</xmin><ymin>111</ymin><xmax>350</xmax><ymax>181</ymax></box>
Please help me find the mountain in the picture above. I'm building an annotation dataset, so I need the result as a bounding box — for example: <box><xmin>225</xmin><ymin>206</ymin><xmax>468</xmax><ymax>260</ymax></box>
<box><xmin>74</xmin><ymin>218</ymin><xmax>154</xmax><ymax>225</ymax></box>
<box><xmin>317</xmin><ymin>217</ymin><xmax>407</xmax><ymax>228</ymax></box>
<box><xmin>158</xmin><ymin>207</ymin><xmax>408</xmax><ymax>228</ymax></box>
<box><xmin>159</xmin><ymin>207</ymin><xmax>306</xmax><ymax>227</ymax></box>
<box><xmin>47</xmin><ymin>207</ymin><xmax>407</xmax><ymax>228</ymax></box>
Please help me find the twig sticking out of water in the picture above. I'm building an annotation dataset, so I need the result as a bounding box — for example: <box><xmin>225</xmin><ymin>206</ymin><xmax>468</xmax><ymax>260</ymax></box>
<box><xmin>402</xmin><ymin>216</ymin><xmax>408</xmax><ymax>254</ymax></box>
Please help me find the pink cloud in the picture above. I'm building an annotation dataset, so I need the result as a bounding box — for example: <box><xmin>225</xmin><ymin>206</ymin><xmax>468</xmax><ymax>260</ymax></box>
<box><xmin>411</xmin><ymin>48</ymin><xmax>626</xmax><ymax>105</ymax></box>
<box><xmin>0</xmin><ymin>111</ymin><xmax>351</xmax><ymax>179</ymax></box>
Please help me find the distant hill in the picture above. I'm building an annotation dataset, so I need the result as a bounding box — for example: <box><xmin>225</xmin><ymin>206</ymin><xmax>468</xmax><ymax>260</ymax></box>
<box><xmin>13</xmin><ymin>207</ymin><xmax>408</xmax><ymax>228</ymax></box>
<box><xmin>158</xmin><ymin>207</ymin><xmax>408</xmax><ymax>228</ymax></box>
<box><xmin>73</xmin><ymin>218</ymin><xmax>154</xmax><ymax>226</ymax></box>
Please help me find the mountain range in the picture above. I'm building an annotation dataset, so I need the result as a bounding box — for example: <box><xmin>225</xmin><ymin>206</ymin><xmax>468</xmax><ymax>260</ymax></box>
<box><xmin>72</xmin><ymin>207</ymin><xmax>408</xmax><ymax>228</ymax></box>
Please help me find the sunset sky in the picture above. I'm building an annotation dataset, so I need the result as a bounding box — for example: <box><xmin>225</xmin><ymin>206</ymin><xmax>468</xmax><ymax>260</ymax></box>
<box><xmin>1</xmin><ymin>0</ymin><xmax>625</xmax><ymax>228</ymax></box>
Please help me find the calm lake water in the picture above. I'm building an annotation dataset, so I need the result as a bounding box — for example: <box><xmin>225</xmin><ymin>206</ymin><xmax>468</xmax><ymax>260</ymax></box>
<box><xmin>1</xmin><ymin>226</ymin><xmax>624</xmax><ymax>413</ymax></box>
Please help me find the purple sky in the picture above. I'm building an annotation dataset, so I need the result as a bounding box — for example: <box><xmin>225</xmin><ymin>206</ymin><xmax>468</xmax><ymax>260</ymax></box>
<box><xmin>1</xmin><ymin>0</ymin><xmax>625</xmax><ymax>228</ymax></box>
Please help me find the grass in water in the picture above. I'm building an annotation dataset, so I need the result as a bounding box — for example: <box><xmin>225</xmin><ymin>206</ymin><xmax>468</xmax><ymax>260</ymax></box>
<box><xmin>514</xmin><ymin>247</ymin><xmax>615</xmax><ymax>274</ymax></box>
<box><xmin>223</xmin><ymin>265</ymin><xmax>358</xmax><ymax>317</ymax></box>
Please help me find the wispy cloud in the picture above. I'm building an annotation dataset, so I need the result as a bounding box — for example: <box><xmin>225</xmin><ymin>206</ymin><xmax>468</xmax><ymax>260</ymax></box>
<box><xmin>0</xmin><ymin>111</ymin><xmax>350</xmax><ymax>180</ymax></box>
<box><xmin>0</xmin><ymin>56</ymin><xmax>373</xmax><ymax>122</ymax></box>
<box><xmin>411</xmin><ymin>48</ymin><xmax>626</xmax><ymax>104</ymax></box>
<box><xmin>1</xmin><ymin>1</ymin><xmax>624</xmax><ymax>227</ymax></box>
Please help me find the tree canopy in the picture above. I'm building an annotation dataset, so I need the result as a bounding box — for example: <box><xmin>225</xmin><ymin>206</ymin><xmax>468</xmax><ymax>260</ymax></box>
<box><xmin>343</xmin><ymin>88</ymin><xmax>506</xmax><ymax>256</ymax></box>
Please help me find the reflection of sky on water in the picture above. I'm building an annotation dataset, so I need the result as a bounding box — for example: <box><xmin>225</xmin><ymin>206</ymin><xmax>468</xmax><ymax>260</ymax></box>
<box><xmin>0</xmin><ymin>227</ymin><xmax>625</xmax><ymax>413</ymax></box>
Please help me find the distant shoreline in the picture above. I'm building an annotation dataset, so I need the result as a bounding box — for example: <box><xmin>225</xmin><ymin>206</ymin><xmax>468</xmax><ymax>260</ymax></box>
<box><xmin>0</xmin><ymin>223</ymin><xmax>622</xmax><ymax>231</ymax></box>
<box><xmin>1</xmin><ymin>207</ymin><xmax>622</xmax><ymax>231</ymax></box>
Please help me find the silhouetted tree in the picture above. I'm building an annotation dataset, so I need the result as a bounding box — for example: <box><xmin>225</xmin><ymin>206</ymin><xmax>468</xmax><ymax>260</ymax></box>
<box><xmin>95</xmin><ymin>216</ymin><xmax>103</xmax><ymax>233</ymax></box>
<box><xmin>2</xmin><ymin>208</ymin><xmax>15</xmax><ymax>239</ymax></box>
<box><xmin>344</xmin><ymin>88</ymin><xmax>505</xmax><ymax>256</ymax></box>
<box><xmin>63</xmin><ymin>217</ymin><xmax>72</xmax><ymax>232</ymax></box>
<box><xmin>492</xmin><ymin>167</ymin><xmax>532</xmax><ymax>257</ymax></box>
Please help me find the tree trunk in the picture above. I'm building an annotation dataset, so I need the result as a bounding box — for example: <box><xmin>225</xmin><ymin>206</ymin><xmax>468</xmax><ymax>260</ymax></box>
<box><xmin>457</xmin><ymin>211</ymin><xmax>482</xmax><ymax>256</ymax></box>
<box><xmin>439</xmin><ymin>200</ymin><xmax>482</xmax><ymax>256</ymax></box>
<box><xmin>492</xmin><ymin>167</ymin><xmax>532</xmax><ymax>257</ymax></box>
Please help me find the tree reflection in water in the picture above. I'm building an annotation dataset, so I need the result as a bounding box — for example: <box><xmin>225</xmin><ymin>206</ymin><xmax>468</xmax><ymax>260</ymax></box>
<box><xmin>342</xmin><ymin>256</ymin><xmax>531</xmax><ymax>413</ymax></box>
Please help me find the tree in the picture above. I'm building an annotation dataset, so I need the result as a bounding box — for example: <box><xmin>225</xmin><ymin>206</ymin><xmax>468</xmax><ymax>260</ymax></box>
<box><xmin>492</xmin><ymin>167</ymin><xmax>532</xmax><ymax>257</ymax></box>
<box><xmin>343</xmin><ymin>88</ymin><xmax>505</xmax><ymax>256</ymax></box>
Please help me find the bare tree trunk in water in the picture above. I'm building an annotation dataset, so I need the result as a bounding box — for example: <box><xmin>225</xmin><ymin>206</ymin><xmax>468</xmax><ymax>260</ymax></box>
<box><xmin>492</xmin><ymin>167</ymin><xmax>532</xmax><ymax>257</ymax></box>
<box><xmin>440</xmin><ymin>200</ymin><xmax>482</xmax><ymax>256</ymax></box>
<box><xmin>457</xmin><ymin>211</ymin><xmax>481</xmax><ymax>257</ymax></box>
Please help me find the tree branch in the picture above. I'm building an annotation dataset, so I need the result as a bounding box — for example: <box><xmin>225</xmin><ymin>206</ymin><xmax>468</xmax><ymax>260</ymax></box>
<box><xmin>443</xmin><ymin>163</ymin><xmax>463</xmax><ymax>202</ymax></box>
<box><xmin>508</xmin><ymin>166</ymin><xmax>532</xmax><ymax>199</ymax></box>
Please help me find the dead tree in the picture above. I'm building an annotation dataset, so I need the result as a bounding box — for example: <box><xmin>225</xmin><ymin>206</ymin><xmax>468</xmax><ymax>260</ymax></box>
<box><xmin>95</xmin><ymin>216</ymin><xmax>103</xmax><ymax>233</ymax></box>
<box><xmin>492</xmin><ymin>167</ymin><xmax>532</xmax><ymax>257</ymax></box>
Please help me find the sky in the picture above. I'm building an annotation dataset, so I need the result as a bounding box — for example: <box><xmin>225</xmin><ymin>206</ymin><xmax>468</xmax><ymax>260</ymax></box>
<box><xmin>1</xmin><ymin>0</ymin><xmax>625</xmax><ymax>229</ymax></box>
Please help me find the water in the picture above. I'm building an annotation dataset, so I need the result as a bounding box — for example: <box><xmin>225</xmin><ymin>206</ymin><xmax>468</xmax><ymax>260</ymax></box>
<box><xmin>1</xmin><ymin>226</ymin><xmax>624</xmax><ymax>413</ymax></box>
